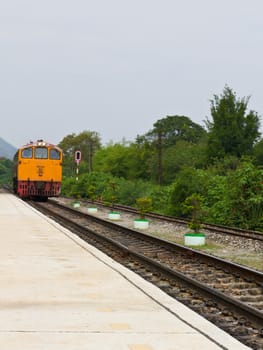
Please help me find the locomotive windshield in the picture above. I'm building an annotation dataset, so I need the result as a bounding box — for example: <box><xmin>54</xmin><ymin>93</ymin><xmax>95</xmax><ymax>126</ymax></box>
<box><xmin>50</xmin><ymin>148</ymin><xmax>61</xmax><ymax>160</ymax></box>
<box><xmin>35</xmin><ymin>147</ymin><xmax>48</xmax><ymax>159</ymax></box>
<box><xmin>21</xmin><ymin>147</ymin><xmax>33</xmax><ymax>158</ymax></box>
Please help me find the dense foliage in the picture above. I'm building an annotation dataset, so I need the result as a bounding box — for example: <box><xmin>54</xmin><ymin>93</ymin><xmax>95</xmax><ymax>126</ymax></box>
<box><xmin>60</xmin><ymin>86</ymin><xmax>263</xmax><ymax>231</ymax></box>
<box><xmin>206</xmin><ymin>86</ymin><xmax>260</xmax><ymax>160</ymax></box>
<box><xmin>0</xmin><ymin>158</ymin><xmax>13</xmax><ymax>185</ymax></box>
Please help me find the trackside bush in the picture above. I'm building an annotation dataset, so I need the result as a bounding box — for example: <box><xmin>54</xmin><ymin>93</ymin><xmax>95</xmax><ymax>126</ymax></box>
<box><xmin>136</xmin><ymin>197</ymin><xmax>152</xmax><ymax>219</ymax></box>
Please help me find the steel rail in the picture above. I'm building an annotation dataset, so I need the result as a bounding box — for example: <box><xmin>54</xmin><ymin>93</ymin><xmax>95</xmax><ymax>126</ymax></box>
<box><xmin>32</xmin><ymin>200</ymin><xmax>263</xmax><ymax>326</ymax></box>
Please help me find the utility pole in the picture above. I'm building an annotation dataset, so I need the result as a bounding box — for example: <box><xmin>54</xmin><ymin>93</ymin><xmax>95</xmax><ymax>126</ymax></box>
<box><xmin>88</xmin><ymin>140</ymin><xmax>93</xmax><ymax>172</ymax></box>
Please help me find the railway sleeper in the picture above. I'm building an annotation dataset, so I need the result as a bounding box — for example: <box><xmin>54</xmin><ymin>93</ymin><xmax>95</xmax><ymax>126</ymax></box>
<box><xmin>238</xmin><ymin>295</ymin><xmax>263</xmax><ymax>303</ymax></box>
<box><xmin>231</xmin><ymin>288</ymin><xmax>263</xmax><ymax>296</ymax></box>
<box><xmin>244</xmin><ymin>301</ymin><xmax>263</xmax><ymax>310</ymax></box>
<box><xmin>228</xmin><ymin>281</ymin><xmax>259</xmax><ymax>288</ymax></box>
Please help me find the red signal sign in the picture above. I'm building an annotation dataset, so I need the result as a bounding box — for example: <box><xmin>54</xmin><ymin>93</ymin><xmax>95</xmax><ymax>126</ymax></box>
<box><xmin>75</xmin><ymin>150</ymin><xmax>81</xmax><ymax>164</ymax></box>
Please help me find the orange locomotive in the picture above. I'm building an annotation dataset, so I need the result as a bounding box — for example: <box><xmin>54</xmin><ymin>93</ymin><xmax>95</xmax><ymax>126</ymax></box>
<box><xmin>13</xmin><ymin>140</ymin><xmax>63</xmax><ymax>200</ymax></box>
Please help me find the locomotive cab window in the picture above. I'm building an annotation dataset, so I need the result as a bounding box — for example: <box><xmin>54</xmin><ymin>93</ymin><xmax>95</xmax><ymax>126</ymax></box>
<box><xmin>21</xmin><ymin>147</ymin><xmax>33</xmax><ymax>158</ymax></box>
<box><xmin>50</xmin><ymin>148</ymin><xmax>61</xmax><ymax>160</ymax></box>
<box><xmin>35</xmin><ymin>147</ymin><xmax>48</xmax><ymax>159</ymax></box>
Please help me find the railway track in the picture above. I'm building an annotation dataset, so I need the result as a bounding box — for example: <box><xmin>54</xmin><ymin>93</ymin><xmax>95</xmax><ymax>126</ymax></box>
<box><xmin>30</xmin><ymin>199</ymin><xmax>263</xmax><ymax>349</ymax></box>
<box><xmin>88</xmin><ymin>200</ymin><xmax>263</xmax><ymax>242</ymax></box>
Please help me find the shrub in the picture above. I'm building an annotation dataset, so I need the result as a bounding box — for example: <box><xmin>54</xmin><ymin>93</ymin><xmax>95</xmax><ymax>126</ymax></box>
<box><xmin>183</xmin><ymin>193</ymin><xmax>205</xmax><ymax>232</ymax></box>
<box><xmin>136</xmin><ymin>197</ymin><xmax>152</xmax><ymax>219</ymax></box>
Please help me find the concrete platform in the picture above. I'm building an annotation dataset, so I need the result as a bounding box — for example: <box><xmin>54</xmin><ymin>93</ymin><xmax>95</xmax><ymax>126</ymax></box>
<box><xmin>0</xmin><ymin>193</ymin><xmax>251</xmax><ymax>349</ymax></box>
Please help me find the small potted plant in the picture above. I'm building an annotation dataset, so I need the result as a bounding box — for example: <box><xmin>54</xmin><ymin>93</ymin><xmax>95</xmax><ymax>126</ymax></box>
<box><xmin>183</xmin><ymin>193</ymin><xmax>206</xmax><ymax>246</ymax></box>
<box><xmin>72</xmin><ymin>197</ymin><xmax>81</xmax><ymax>208</ymax></box>
<box><xmin>71</xmin><ymin>188</ymin><xmax>81</xmax><ymax>208</ymax></box>
<box><xmin>104</xmin><ymin>180</ymin><xmax>121</xmax><ymax>220</ymax></box>
<box><xmin>87</xmin><ymin>184</ymin><xmax>98</xmax><ymax>213</ymax></box>
<box><xmin>134</xmin><ymin>197</ymin><xmax>152</xmax><ymax>229</ymax></box>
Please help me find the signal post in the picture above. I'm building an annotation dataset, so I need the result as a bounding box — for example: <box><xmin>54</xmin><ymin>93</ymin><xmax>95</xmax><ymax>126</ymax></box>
<box><xmin>74</xmin><ymin>150</ymin><xmax>81</xmax><ymax>181</ymax></box>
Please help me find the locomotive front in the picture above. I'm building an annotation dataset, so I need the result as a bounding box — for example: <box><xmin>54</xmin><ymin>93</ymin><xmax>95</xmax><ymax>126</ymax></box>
<box><xmin>13</xmin><ymin>140</ymin><xmax>63</xmax><ymax>200</ymax></box>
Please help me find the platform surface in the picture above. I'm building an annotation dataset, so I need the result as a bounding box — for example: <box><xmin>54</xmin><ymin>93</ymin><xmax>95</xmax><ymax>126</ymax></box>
<box><xmin>0</xmin><ymin>194</ymin><xmax>251</xmax><ymax>349</ymax></box>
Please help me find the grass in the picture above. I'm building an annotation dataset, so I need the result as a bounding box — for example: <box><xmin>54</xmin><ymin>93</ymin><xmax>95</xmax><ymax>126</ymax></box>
<box><xmin>222</xmin><ymin>254</ymin><xmax>263</xmax><ymax>271</ymax></box>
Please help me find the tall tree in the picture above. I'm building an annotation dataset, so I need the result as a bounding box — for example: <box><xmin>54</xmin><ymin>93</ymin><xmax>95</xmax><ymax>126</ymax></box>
<box><xmin>150</xmin><ymin>115</ymin><xmax>206</xmax><ymax>146</ymax></box>
<box><xmin>141</xmin><ymin>115</ymin><xmax>206</xmax><ymax>184</ymax></box>
<box><xmin>93</xmin><ymin>141</ymin><xmax>150</xmax><ymax>180</ymax></box>
<box><xmin>207</xmin><ymin>86</ymin><xmax>261</xmax><ymax>160</ymax></box>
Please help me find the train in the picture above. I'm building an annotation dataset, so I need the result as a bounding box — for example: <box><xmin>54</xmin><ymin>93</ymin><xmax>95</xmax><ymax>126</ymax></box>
<box><xmin>13</xmin><ymin>140</ymin><xmax>63</xmax><ymax>200</ymax></box>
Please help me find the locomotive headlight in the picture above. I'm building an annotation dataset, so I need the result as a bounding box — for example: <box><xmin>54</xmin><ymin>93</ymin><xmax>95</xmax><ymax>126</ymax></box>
<box><xmin>37</xmin><ymin>140</ymin><xmax>46</xmax><ymax>146</ymax></box>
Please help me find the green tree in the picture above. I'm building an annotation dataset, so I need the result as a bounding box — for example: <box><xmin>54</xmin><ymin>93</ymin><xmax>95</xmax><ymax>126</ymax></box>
<box><xmin>116</xmin><ymin>178</ymin><xmax>153</xmax><ymax>205</ymax></box>
<box><xmin>202</xmin><ymin>174</ymin><xmax>229</xmax><ymax>224</ymax></box>
<box><xmin>93</xmin><ymin>143</ymin><xmax>129</xmax><ymax>178</ymax></box>
<box><xmin>223</xmin><ymin>160</ymin><xmax>263</xmax><ymax>229</ymax></box>
<box><xmin>252</xmin><ymin>138</ymin><xmax>263</xmax><ymax>166</ymax></box>
<box><xmin>139</xmin><ymin>115</ymin><xmax>206</xmax><ymax>184</ymax></box>
<box><xmin>147</xmin><ymin>139</ymin><xmax>208</xmax><ymax>184</ymax></box>
<box><xmin>59</xmin><ymin>130</ymin><xmax>101</xmax><ymax>176</ymax></box>
<box><xmin>202</xmin><ymin>159</ymin><xmax>263</xmax><ymax>230</ymax></box>
<box><xmin>0</xmin><ymin>158</ymin><xmax>13</xmax><ymax>185</ymax></box>
<box><xmin>152</xmin><ymin>115</ymin><xmax>206</xmax><ymax>146</ymax></box>
<box><xmin>168</xmin><ymin>167</ymin><xmax>209</xmax><ymax>217</ymax></box>
<box><xmin>93</xmin><ymin>141</ymin><xmax>151</xmax><ymax>180</ymax></box>
<box><xmin>207</xmin><ymin>86</ymin><xmax>261</xmax><ymax>160</ymax></box>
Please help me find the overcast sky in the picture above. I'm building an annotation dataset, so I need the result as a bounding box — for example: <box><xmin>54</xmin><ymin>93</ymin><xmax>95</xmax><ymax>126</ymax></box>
<box><xmin>1</xmin><ymin>0</ymin><xmax>263</xmax><ymax>148</ymax></box>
